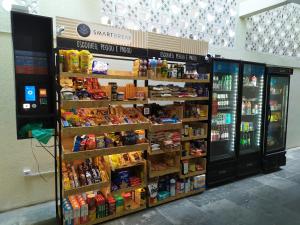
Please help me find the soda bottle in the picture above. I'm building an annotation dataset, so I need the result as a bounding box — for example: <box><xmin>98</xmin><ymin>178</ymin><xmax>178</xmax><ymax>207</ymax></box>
<box><xmin>240</xmin><ymin>133</ymin><xmax>244</xmax><ymax>149</ymax></box>
<box><xmin>228</xmin><ymin>75</ymin><xmax>232</xmax><ymax>91</ymax></box>
<box><xmin>222</xmin><ymin>76</ymin><xmax>226</xmax><ymax>91</ymax></box>
<box><xmin>248</xmin><ymin>132</ymin><xmax>251</xmax><ymax>148</ymax></box>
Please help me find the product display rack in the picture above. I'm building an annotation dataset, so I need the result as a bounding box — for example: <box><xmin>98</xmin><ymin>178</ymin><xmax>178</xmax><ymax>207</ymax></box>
<box><xmin>206</xmin><ymin>58</ymin><xmax>242</xmax><ymax>187</ymax></box>
<box><xmin>236</xmin><ymin>61</ymin><xmax>267</xmax><ymax>178</ymax></box>
<box><xmin>55</xmin><ymin>42</ymin><xmax>151</xmax><ymax>225</ymax></box>
<box><xmin>55</xmin><ymin>38</ymin><xmax>212</xmax><ymax>224</ymax></box>
<box><xmin>263</xmin><ymin>67</ymin><xmax>292</xmax><ymax>171</ymax></box>
<box><xmin>146</xmin><ymin>57</ymin><xmax>211</xmax><ymax>207</ymax></box>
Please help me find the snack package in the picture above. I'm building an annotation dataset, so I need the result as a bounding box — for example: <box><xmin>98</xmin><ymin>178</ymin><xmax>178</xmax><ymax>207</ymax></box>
<box><xmin>109</xmin><ymin>154</ymin><xmax>122</xmax><ymax>170</ymax></box>
<box><xmin>96</xmin><ymin>136</ymin><xmax>105</xmax><ymax>148</ymax></box>
<box><xmin>63</xmin><ymin>173</ymin><xmax>72</xmax><ymax>190</ymax></box>
<box><xmin>121</xmin><ymin>153</ymin><xmax>131</xmax><ymax>165</ymax></box>
<box><xmin>85</xmin><ymin>134</ymin><xmax>96</xmax><ymax>150</ymax></box>
<box><xmin>148</xmin><ymin>182</ymin><xmax>158</xmax><ymax>198</ymax></box>
<box><xmin>92</xmin><ymin>59</ymin><xmax>108</xmax><ymax>74</ymax></box>
<box><xmin>129</xmin><ymin>151</ymin><xmax>142</xmax><ymax>162</ymax></box>
<box><xmin>59</xmin><ymin>50</ymin><xmax>68</xmax><ymax>72</ymax></box>
<box><xmin>67</xmin><ymin>50</ymin><xmax>80</xmax><ymax>73</ymax></box>
<box><xmin>80</xmin><ymin>50</ymin><xmax>93</xmax><ymax>74</ymax></box>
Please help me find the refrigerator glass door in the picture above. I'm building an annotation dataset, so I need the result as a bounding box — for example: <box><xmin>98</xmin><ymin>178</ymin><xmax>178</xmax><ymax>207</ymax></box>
<box><xmin>239</xmin><ymin>63</ymin><xmax>265</xmax><ymax>155</ymax></box>
<box><xmin>266</xmin><ymin>76</ymin><xmax>289</xmax><ymax>153</ymax></box>
<box><xmin>211</xmin><ymin>60</ymin><xmax>240</xmax><ymax>161</ymax></box>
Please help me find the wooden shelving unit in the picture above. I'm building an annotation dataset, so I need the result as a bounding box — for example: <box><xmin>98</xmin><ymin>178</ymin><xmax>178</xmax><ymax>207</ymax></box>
<box><xmin>56</xmin><ymin>34</ymin><xmax>211</xmax><ymax>225</ymax></box>
<box><xmin>63</xmin><ymin>181</ymin><xmax>110</xmax><ymax>197</ymax></box>
<box><xmin>62</xmin><ymin>123</ymin><xmax>150</xmax><ymax>136</ymax></box>
<box><xmin>61</xmin><ymin>99</ymin><xmax>148</xmax><ymax>109</ymax></box>
<box><xmin>63</xmin><ymin>143</ymin><xmax>149</xmax><ymax>161</ymax></box>
<box><xmin>113</xmin><ymin>160</ymin><xmax>146</xmax><ymax>171</ymax></box>
<box><xmin>83</xmin><ymin>205</ymin><xmax>147</xmax><ymax>225</ymax></box>
<box><xmin>181</xmin><ymin>134</ymin><xmax>207</xmax><ymax>141</ymax></box>
<box><xmin>149</xmin><ymin>167</ymin><xmax>180</xmax><ymax>178</ymax></box>
<box><xmin>181</xmin><ymin>153</ymin><xmax>207</xmax><ymax>160</ymax></box>
<box><xmin>150</xmin><ymin>96</ymin><xmax>209</xmax><ymax>101</ymax></box>
<box><xmin>148</xmin><ymin>188</ymin><xmax>205</xmax><ymax>207</ymax></box>
<box><xmin>111</xmin><ymin>183</ymin><xmax>145</xmax><ymax>196</ymax></box>
<box><xmin>148</xmin><ymin>146</ymin><xmax>181</xmax><ymax>156</ymax></box>
<box><xmin>149</xmin><ymin>122</ymin><xmax>182</xmax><ymax>132</ymax></box>
<box><xmin>150</xmin><ymin>76</ymin><xmax>210</xmax><ymax>83</ymax></box>
<box><xmin>58</xmin><ymin>58</ymin><xmax>150</xmax><ymax>225</ymax></box>
<box><xmin>60</xmin><ymin>71</ymin><xmax>148</xmax><ymax>80</ymax></box>
<box><xmin>179</xmin><ymin>170</ymin><xmax>206</xmax><ymax>179</ymax></box>
<box><xmin>181</xmin><ymin>117</ymin><xmax>208</xmax><ymax>122</ymax></box>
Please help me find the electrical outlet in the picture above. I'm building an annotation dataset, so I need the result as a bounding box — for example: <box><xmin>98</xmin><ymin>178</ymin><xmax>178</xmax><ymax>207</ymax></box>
<box><xmin>23</xmin><ymin>168</ymin><xmax>32</xmax><ymax>176</ymax></box>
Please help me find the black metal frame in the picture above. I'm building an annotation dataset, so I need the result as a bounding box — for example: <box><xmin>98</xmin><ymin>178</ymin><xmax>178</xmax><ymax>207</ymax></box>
<box><xmin>236</xmin><ymin>61</ymin><xmax>267</xmax><ymax>177</ymax></box>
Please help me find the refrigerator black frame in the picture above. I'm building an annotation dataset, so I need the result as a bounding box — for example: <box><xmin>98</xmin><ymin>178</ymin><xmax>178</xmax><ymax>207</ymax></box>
<box><xmin>207</xmin><ymin>58</ymin><xmax>242</xmax><ymax>186</ymax></box>
<box><xmin>236</xmin><ymin>61</ymin><xmax>267</xmax><ymax>177</ymax></box>
<box><xmin>262</xmin><ymin>67</ymin><xmax>292</xmax><ymax>171</ymax></box>
<box><xmin>263</xmin><ymin>72</ymin><xmax>291</xmax><ymax>155</ymax></box>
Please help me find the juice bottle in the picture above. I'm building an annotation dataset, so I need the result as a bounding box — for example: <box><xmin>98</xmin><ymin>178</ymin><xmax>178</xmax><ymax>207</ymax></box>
<box><xmin>157</xmin><ymin>58</ymin><xmax>162</xmax><ymax>77</ymax></box>
<box><xmin>162</xmin><ymin>59</ymin><xmax>168</xmax><ymax>78</ymax></box>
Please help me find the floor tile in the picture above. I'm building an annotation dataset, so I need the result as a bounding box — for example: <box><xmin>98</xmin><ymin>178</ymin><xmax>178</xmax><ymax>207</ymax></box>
<box><xmin>114</xmin><ymin>208</ymin><xmax>173</xmax><ymax>225</ymax></box>
<box><xmin>157</xmin><ymin>199</ymin><xmax>208</xmax><ymax>225</ymax></box>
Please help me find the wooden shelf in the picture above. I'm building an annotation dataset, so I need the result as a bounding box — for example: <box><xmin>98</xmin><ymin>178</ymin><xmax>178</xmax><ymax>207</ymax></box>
<box><xmin>63</xmin><ymin>181</ymin><xmax>110</xmax><ymax>197</ymax></box>
<box><xmin>148</xmin><ymin>146</ymin><xmax>181</xmax><ymax>156</ymax></box>
<box><xmin>150</xmin><ymin>122</ymin><xmax>182</xmax><ymax>132</ymax></box>
<box><xmin>181</xmin><ymin>135</ymin><xmax>207</xmax><ymax>141</ymax></box>
<box><xmin>149</xmin><ymin>167</ymin><xmax>179</xmax><ymax>178</ymax></box>
<box><xmin>179</xmin><ymin>170</ymin><xmax>206</xmax><ymax>179</ymax></box>
<box><xmin>83</xmin><ymin>204</ymin><xmax>147</xmax><ymax>225</ymax></box>
<box><xmin>111</xmin><ymin>183</ymin><xmax>145</xmax><ymax>196</ymax></box>
<box><xmin>63</xmin><ymin>143</ymin><xmax>149</xmax><ymax>161</ymax></box>
<box><xmin>62</xmin><ymin>123</ymin><xmax>150</xmax><ymax>137</ymax></box>
<box><xmin>60</xmin><ymin>72</ymin><xmax>148</xmax><ymax>80</ymax></box>
<box><xmin>148</xmin><ymin>188</ymin><xmax>205</xmax><ymax>207</ymax></box>
<box><xmin>113</xmin><ymin>160</ymin><xmax>146</xmax><ymax>171</ymax></box>
<box><xmin>181</xmin><ymin>117</ymin><xmax>208</xmax><ymax>123</ymax></box>
<box><xmin>150</xmin><ymin>96</ymin><xmax>209</xmax><ymax>101</ymax></box>
<box><xmin>181</xmin><ymin>153</ymin><xmax>207</xmax><ymax>160</ymax></box>
<box><xmin>151</xmin><ymin>77</ymin><xmax>210</xmax><ymax>83</ymax></box>
<box><xmin>61</xmin><ymin>99</ymin><xmax>148</xmax><ymax>109</ymax></box>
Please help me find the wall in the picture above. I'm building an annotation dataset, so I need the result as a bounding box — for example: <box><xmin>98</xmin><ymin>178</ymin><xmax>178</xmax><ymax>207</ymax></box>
<box><xmin>286</xmin><ymin>68</ymin><xmax>300</xmax><ymax>148</ymax></box>
<box><xmin>0</xmin><ymin>0</ymin><xmax>299</xmax><ymax>211</ymax></box>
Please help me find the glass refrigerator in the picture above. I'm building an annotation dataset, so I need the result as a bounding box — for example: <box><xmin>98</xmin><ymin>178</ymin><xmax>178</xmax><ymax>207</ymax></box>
<box><xmin>237</xmin><ymin>62</ymin><xmax>266</xmax><ymax>176</ymax></box>
<box><xmin>207</xmin><ymin>59</ymin><xmax>240</xmax><ymax>186</ymax></box>
<box><xmin>263</xmin><ymin>67</ymin><xmax>292</xmax><ymax>171</ymax></box>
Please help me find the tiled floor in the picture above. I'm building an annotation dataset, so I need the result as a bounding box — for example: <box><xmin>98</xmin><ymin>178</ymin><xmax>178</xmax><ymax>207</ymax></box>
<box><xmin>1</xmin><ymin>148</ymin><xmax>299</xmax><ymax>225</ymax></box>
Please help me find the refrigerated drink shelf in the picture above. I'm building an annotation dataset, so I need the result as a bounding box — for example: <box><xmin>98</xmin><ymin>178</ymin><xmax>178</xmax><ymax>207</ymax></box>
<box><xmin>211</xmin><ymin>139</ymin><xmax>230</xmax><ymax>143</ymax></box>
<box><xmin>217</xmin><ymin>108</ymin><xmax>233</xmax><ymax>111</ymax></box>
<box><xmin>214</xmin><ymin>90</ymin><xmax>232</xmax><ymax>92</ymax></box>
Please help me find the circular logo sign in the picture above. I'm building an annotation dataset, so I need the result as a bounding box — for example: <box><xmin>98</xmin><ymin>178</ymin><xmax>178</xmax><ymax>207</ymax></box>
<box><xmin>77</xmin><ymin>23</ymin><xmax>91</xmax><ymax>37</ymax></box>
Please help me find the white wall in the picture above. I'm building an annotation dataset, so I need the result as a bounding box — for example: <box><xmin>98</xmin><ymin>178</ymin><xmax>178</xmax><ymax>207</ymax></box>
<box><xmin>0</xmin><ymin>0</ymin><xmax>299</xmax><ymax>211</ymax></box>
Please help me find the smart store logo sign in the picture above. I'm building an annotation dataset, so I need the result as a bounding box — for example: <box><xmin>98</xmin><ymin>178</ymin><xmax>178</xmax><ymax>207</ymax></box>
<box><xmin>77</xmin><ymin>24</ymin><xmax>91</xmax><ymax>37</ymax></box>
<box><xmin>76</xmin><ymin>22</ymin><xmax>132</xmax><ymax>45</ymax></box>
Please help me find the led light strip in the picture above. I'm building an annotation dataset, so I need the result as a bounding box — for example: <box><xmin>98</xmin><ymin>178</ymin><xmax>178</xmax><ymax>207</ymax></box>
<box><xmin>230</xmin><ymin>72</ymin><xmax>238</xmax><ymax>152</ymax></box>
<box><xmin>256</xmin><ymin>76</ymin><xmax>264</xmax><ymax>146</ymax></box>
